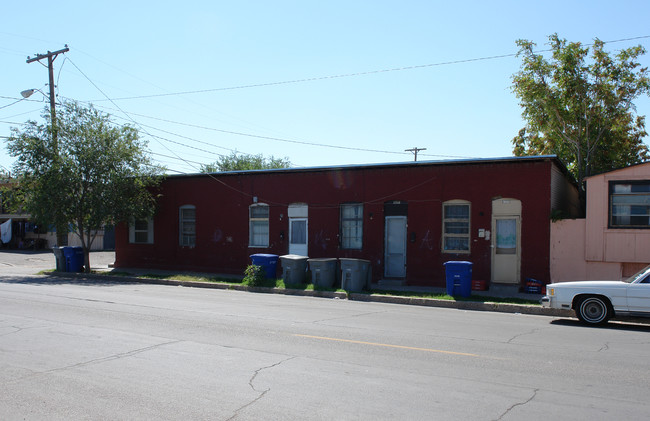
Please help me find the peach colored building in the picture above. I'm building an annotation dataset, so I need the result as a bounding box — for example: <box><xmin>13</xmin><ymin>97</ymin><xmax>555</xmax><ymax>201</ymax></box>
<box><xmin>551</xmin><ymin>162</ymin><xmax>650</xmax><ymax>282</ymax></box>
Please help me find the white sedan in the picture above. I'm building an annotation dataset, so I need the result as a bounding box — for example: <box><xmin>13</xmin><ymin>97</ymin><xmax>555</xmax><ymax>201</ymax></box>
<box><xmin>541</xmin><ymin>265</ymin><xmax>650</xmax><ymax>325</ymax></box>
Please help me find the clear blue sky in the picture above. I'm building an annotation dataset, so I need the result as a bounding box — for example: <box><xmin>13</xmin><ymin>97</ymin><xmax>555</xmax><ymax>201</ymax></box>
<box><xmin>2</xmin><ymin>1</ymin><xmax>649</xmax><ymax>174</ymax></box>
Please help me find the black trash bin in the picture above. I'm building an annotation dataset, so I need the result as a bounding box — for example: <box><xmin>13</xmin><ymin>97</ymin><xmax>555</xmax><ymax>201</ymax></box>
<box><xmin>444</xmin><ymin>261</ymin><xmax>472</xmax><ymax>297</ymax></box>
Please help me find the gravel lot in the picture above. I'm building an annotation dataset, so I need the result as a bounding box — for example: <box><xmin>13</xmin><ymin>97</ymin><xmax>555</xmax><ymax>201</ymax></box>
<box><xmin>0</xmin><ymin>249</ymin><xmax>115</xmax><ymax>275</ymax></box>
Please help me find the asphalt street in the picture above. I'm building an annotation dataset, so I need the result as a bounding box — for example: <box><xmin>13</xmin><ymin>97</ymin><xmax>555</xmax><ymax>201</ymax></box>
<box><xmin>1</xmin><ymin>254</ymin><xmax>650</xmax><ymax>420</ymax></box>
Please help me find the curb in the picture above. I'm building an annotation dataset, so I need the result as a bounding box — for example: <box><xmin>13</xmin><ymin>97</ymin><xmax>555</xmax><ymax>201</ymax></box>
<box><xmin>46</xmin><ymin>271</ymin><xmax>575</xmax><ymax>319</ymax></box>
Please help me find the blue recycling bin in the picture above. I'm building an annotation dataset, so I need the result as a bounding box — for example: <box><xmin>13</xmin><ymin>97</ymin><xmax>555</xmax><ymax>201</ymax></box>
<box><xmin>444</xmin><ymin>261</ymin><xmax>473</xmax><ymax>297</ymax></box>
<box><xmin>63</xmin><ymin>246</ymin><xmax>84</xmax><ymax>272</ymax></box>
<box><xmin>250</xmin><ymin>254</ymin><xmax>279</xmax><ymax>279</ymax></box>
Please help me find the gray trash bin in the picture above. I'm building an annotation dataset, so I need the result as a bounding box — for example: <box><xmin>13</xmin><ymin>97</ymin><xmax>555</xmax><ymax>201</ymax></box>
<box><xmin>340</xmin><ymin>258</ymin><xmax>371</xmax><ymax>292</ymax></box>
<box><xmin>279</xmin><ymin>254</ymin><xmax>309</xmax><ymax>285</ymax></box>
<box><xmin>52</xmin><ymin>247</ymin><xmax>65</xmax><ymax>272</ymax></box>
<box><xmin>308</xmin><ymin>258</ymin><xmax>338</xmax><ymax>288</ymax></box>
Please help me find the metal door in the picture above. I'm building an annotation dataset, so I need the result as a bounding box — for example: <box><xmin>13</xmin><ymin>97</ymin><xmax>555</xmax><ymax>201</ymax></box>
<box><xmin>384</xmin><ymin>216</ymin><xmax>407</xmax><ymax>278</ymax></box>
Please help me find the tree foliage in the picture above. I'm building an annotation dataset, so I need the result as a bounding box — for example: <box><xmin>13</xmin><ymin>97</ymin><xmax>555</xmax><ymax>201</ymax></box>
<box><xmin>6</xmin><ymin>101</ymin><xmax>163</xmax><ymax>271</ymax></box>
<box><xmin>511</xmin><ymin>34</ymin><xmax>650</xmax><ymax>196</ymax></box>
<box><xmin>201</xmin><ymin>151</ymin><xmax>291</xmax><ymax>172</ymax></box>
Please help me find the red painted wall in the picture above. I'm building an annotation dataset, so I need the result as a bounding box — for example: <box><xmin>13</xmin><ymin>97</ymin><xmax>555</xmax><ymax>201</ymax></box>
<box><xmin>115</xmin><ymin>158</ymin><xmax>561</xmax><ymax>288</ymax></box>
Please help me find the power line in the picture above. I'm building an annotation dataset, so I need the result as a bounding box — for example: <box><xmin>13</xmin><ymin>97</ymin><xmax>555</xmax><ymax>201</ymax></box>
<box><xmin>88</xmin><ymin>35</ymin><xmax>650</xmax><ymax>103</ymax></box>
<box><xmin>91</xmin><ymin>103</ymin><xmax>459</xmax><ymax>158</ymax></box>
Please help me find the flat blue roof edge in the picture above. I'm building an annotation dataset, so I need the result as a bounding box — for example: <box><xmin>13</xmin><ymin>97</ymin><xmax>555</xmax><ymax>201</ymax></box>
<box><xmin>167</xmin><ymin>155</ymin><xmax>561</xmax><ymax>178</ymax></box>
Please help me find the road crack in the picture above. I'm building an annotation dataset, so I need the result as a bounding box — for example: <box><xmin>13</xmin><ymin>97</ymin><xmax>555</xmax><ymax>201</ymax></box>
<box><xmin>506</xmin><ymin>327</ymin><xmax>544</xmax><ymax>344</ymax></box>
<box><xmin>494</xmin><ymin>388</ymin><xmax>539</xmax><ymax>420</ymax></box>
<box><xmin>311</xmin><ymin>309</ymin><xmax>390</xmax><ymax>324</ymax></box>
<box><xmin>4</xmin><ymin>339</ymin><xmax>182</xmax><ymax>386</ymax></box>
<box><xmin>227</xmin><ymin>356</ymin><xmax>296</xmax><ymax>420</ymax></box>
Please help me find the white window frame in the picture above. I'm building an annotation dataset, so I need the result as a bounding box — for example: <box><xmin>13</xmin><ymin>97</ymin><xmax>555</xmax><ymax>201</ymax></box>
<box><xmin>340</xmin><ymin>203</ymin><xmax>363</xmax><ymax>250</ymax></box>
<box><xmin>249</xmin><ymin>204</ymin><xmax>269</xmax><ymax>248</ymax></box>
<box><xmin>442</xmin><ymin>200</ymin><xmax>471</xmax><ymax>253</ymax></box>
<box><xmin>179</xmin><ymin>205</ymin><xmax>196</xmax><ymax>247</ymax></box>
<box><xmin>129</xmin><ymin>218</ymin><xmax>154</xmax><ymax>244</ymax></box>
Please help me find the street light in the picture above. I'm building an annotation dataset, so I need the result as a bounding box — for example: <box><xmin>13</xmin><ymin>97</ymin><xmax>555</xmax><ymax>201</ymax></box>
<box><xmin>20</xmin><ymin>88</ymin><xmax>48</xmax><ymax>100</ymax></box>
<box><xmin>20</xmin><ymin>89</ymin><xmax>37</xmax><ymax>99</ymax></box>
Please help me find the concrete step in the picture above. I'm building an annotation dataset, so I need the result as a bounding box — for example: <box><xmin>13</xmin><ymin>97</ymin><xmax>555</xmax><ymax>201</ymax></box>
<box><xmin>489</xmin><ymin>283</ymin><xmax>520</xmax><ymax>297</ymax></box>
<box><xmin>377</xmin><ymin>279</ymin><xmax>406</xmax><ymax>288</ymax></box>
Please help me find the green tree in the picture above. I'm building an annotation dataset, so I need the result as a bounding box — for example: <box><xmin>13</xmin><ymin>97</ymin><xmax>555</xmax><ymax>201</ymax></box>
<box><xmin>511</xmin><ymin>34</ymin><xmax>650</xmax><ymax>199</ymax></box>
<box><xmin>6</xmin><ymin>100</ymin><xmax>163</xmax><ymax>272</ymax></box>
<box><xmin>201</xmin><ymin>151</ymin><xmax>291</xmax><ymax>172</ymax></box>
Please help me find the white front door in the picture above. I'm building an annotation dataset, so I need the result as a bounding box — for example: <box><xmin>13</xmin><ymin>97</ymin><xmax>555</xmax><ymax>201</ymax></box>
<box><xmin>384</xmin><ymin>216</ymin><xmax>407</xmax><ymax>278</ymax></box>
<box><xmin>289</xmin><ymin>218</ymin><xmax>308</xmax><ymax>256</ymax></box>
<box><xmin>491</xmin><ymin>199</ymin><xmax>522</xmax><ymax>284</ymax></box>
<box><xmin>288</xmin><ymin>203</ymin><xmax>308</xmax><ymax>256</ymax></box>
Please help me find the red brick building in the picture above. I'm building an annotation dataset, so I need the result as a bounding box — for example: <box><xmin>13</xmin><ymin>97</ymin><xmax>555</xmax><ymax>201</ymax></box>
<box><xmin>115</xmin><ymin>156</ymin><xmax>579</xmax><ymax>289</ymax></box>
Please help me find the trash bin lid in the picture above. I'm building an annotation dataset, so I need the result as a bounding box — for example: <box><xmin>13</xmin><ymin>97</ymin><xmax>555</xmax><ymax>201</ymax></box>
<box><xmin>250</xmin><ymin>253</ymin><xmax>279</xmax><ymax>258</ymax></box>
<box><xmin>280</xmin><ymin>254</ymin><xmax>309</xmax><ymax>260</ymax></box>
<box><xmin>444</xmin><ymin>261</ymin><xmax>472</xmax><ymax>266</ymax></box>
<box><xmin>339</xmin><ymin>258</ymin><xmax>370</xmax><ymax>263</ymax></box>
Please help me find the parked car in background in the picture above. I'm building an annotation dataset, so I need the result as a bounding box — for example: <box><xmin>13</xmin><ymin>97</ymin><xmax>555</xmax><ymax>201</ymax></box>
<box><xmin>541</xmin><ymin>266</ymin><xmax>650</xmax><ymax>325</ymax></box>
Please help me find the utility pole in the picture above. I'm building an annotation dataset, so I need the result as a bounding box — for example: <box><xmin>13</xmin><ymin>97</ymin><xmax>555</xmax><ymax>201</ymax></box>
<box><xmin>26</xmin><ymin>45</ymin><xmax>69</xmax><ymax>246</ymax></box>
<box><xmin>26</xmin><ymin>45</ymin><xmax>69</xmax><ymax>156</ymax></box>
<box><xmin>405</xmin><ymin>147</ymin><xmax>427</xmax><ymax>162</ymax></box>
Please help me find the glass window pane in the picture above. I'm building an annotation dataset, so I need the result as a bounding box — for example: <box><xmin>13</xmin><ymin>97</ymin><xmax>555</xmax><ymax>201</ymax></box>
<box><xmin>181</xmin><ymin>208</ymin><xmax>195</xmax><ymax>220</ymax></box>
<box><xmin>444</xmin><ymin>205</ymin><xmax>469</xmax><ymax>219</ymax></box>
<box><xmin>444</xmin><ymin>221</ymin><xmax>469</xmax><ymax>234</ymax></box>
<box><xmin>443</xmin><ymin>202</ymin><xmax>470</xmax><ymax>252</ymax></box>
<box><xmin>250</xmin><ymin>220</ymin><xmax>269</xmax><ymax>247</ymax></box>
<box><xmin>134</xmin><ymin>231</ymin><xmax>148</xmax><ymax>243</ymax></box>
<box><xmin>610</xmin><ymin>182</ymin><xmax>650</xmax><ymax>227</ymax></box>
<box><xmin>496</xmin><ymin>219</ymin><xmax>517</xmax><ymax>253</ymax></box>
<box><xmin>444</xmin><ymin>237</ymin><xmax>468</xmax><ymax>251</ymax></box>
<box><xmin>340</xmin><ymin>204</ymin><xmax>362</xmax><ymax>250</ymax></box>
<box><xmin>251</xmin><ymin>206</ymin><xmax>269</xmax><ymax>218</ymax></box>
<box><xmin>290</xmin><ymin>220</ymin><xmax>306</xmax><ymax>244</ymax></box>
<box><xmin>134</xmin><ymin>219</ymin><xmax>148</xmax><ymax>230</ymax></box>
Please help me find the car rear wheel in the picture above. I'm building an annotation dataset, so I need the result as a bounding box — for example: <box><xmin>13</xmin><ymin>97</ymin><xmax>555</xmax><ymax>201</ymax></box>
<box><xmin>576</xmin><ymin>296</ymin><xmax>611</xmax><ymax>325</ymax></box>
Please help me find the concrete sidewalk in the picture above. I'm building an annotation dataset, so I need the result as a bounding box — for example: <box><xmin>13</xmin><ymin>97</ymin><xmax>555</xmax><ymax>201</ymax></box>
<box><xmin>8</xmin><ymin>249</ymin><xmax>567</xmax><ymax>318</ymax></box>
<box><xmin>52</xmin><ymin>265</ymin><xmax>573</xmax><ymax>319</ymax></box>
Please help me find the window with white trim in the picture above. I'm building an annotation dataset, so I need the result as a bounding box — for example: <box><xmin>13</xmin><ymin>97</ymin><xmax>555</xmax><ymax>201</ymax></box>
<box><xmin>340</xmin><ymin>203</ymin><xmax>363</xmax><ymax>249</ymax></box>
<box><xmin>129</xmin><ymin>218</ymin><xmax>154</xmax><ymax>244</ymax></box>
<box><xmin>249</xmin><ymin>204</ymin><xmax>269</xmax><ymax>247</ymax></box>
<box><xmin>442</xmin><ymin>201</ymin><xmax>470</xmax><ymax>253</ymax></box>
<box><xmin>179</xmin><ymin>205</ymin><xmax>196</xmax><ymax>247</ymax></box>
<box><xmin>610</xmin><ymin>181</ymin><xmax>650</xmax><ymax>228</ymax></box>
